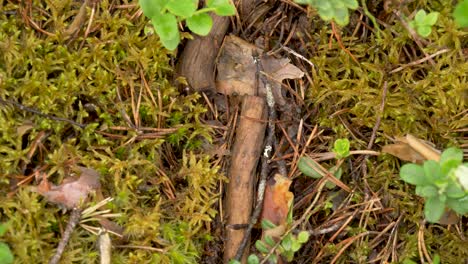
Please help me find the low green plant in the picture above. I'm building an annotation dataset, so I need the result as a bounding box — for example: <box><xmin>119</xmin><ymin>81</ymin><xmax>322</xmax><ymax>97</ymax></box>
<box><xmin>399</xmin><ymin>147</ymin><xmax>468</xmax><ymax>223</ymax></box>
<box><xmin>298</xmin><ymin>138</ymin><xmax>350</xmax><ymax>188</ymax></box>
<box><xmin>0</xmin><ymin>223</ymin><xmax>14</xmax><ymax>264</ymax></box>
<box><xmin>139</xmin><ymin>0</ymin><xmax>236</xmax><ymax>50</ymax></box>
<box><xmin>294</xmin><ymin>0</ymin><xmax>358</xmax><ymax>26</ymax></box>
<box><xmin>408</xmin><ymin>10</ymin><xmax>439</xmax><ymax>37</ymax></box>
<box><xmin>454</xmin><ymin>0</ymin><xmax>468</xmax><ymax>27</ymax></box>
<box><xmin>228</xmin><ymin>220</ymin><xmax>310</xmax><ymax>264</ymax></box>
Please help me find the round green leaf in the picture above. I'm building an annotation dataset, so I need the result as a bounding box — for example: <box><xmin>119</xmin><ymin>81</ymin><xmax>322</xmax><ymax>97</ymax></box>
<box><xmin>0</xmin><ymin>243</ymin><xmax>13</xmax><ymax>264</ymax></box>
<box><xmin>247</xmin><ymin>255</ymin><xmax>260</xmax><ymax>264</ymax></box>
<box><xmin>417</xmin><ymin>26</ymin><xmax>431</xmax><ymax>37</ymax></box>
<box><xmin>186</xmin><ymin>13</ymin><xmax>213</xmax><ymax>36</ymax></box>
<box><xmin>440</xmin><ymin>147</ymin><xmax>463</xmax><ymax>174</ymax></box>
<box><xmin>152</xmin><ymin>13</ymin><xmax>178</xmax><ymax>40</ymax></box>
<box><xmin>424</xmin><ymin>196</ymin><xmax>445</xmax><ymax>223</ymax></box>
<box><xmin>414</xmin><ymin>10</ymin><xmax>427</xmax><ymax>24</ymax></box>
<box><xmin>297</xmin><ymin>231</ymin><xmax>310</xmax><ymax>243</ymax></box>
<box><xmin>139</xmin><ymin>0</ymin><xmax>167</xmax><ymax>18</ymax></box>
<box><xmin>423</xmin><ymin>12</ymin><xmax>439</xmax><ymax>26</ymax></box>
<box><xmin>298</xmin><ymin>157</ymin><xmax>323</xmax><ymax>178</ymax></box>
<box><xmin>333</xmin><ymin>138</ymin><xmax>350</xmax><ymax>159</ymax></box>
<box><xmin>445</xmin><ymin>180</ymin><xmax>465</xmax><ymax>198</ymax></box>
<box><xmin>158</xmin><ymin>30</ymin><xmax>180</xmax><ymax>50</ymax></box>
<box><xmin>423</xmin><ymin>160</ymin><xmax>442</xmax><ymax>182</ymax></box>
<box><xmin>415</xmin><ymin>185</ymin><xmax>438</xmax><ymax>198</ymax></box>
<box><xmin>454</xmin><ymin>0</ymin><xmax>468</xmax><ymax>27</ymax></box>
<box><xmin>166</xmin><ymin>0</ymin><xmax>197</xmax><ymax>18</ymax></box>
<box><xmin>400</xmin><ymin>163</ymin><xmax>428</xmax><ymax>185</ymax></box>
<box><xmin>214</xmin><ymin>4</ymin><xmax>237</xmax><ymax>16</ymax></box>
<box><xmin>447</xmin><ymin>196</ymin><xmax>468</xmax><ymax>214</ymax></box>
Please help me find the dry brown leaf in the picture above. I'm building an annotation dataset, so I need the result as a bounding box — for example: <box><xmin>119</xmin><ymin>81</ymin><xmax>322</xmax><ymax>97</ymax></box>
<box><xmin>35</xmin><ymin>166</ymin><xmax>101</xmax><ymax>209</ymax></box>
<box><xmin>382</xmin><ymin>143</ymin><xmax>426</xmax><ymax>163</ymax></box>
<box><xmin>260</xmin><ymin>174</ymin><xmax>293</xmax><ymax>238</ymax></box>
<box><xmin>382</xmin><ymin>134</ymin><xmax>441</xmax><ymax>163</ymax></box>
<box><xmin>216</xmin><ymin>35</ymin><xmax>304</xmax><ymax>106</ymax></box>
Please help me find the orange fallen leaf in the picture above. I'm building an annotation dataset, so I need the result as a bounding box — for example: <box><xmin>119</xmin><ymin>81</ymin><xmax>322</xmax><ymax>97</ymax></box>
<box><xmin>35</xmin><ymin>166</ymin><xmax>101</xmax><ymax>209</ymax></box>
<box><xmin>260</xmin><ymin>174</ymin><xmax>293</xmax><ymax>238</ymax></box>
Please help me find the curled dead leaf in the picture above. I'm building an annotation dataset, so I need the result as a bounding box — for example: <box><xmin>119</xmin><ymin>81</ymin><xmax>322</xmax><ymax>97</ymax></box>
<box><xmin>35</xmin><ymin>166</ymin><xmax>101</xmax><ymax>209</ymax></box>
<box><xmin>260</xmin><ymin>174</ymin><xmax>293</xmax><ymax>238</ymax></box>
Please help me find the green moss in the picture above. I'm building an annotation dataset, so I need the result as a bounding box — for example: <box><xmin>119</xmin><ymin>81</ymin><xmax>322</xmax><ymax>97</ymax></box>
<box><xmin>0</xmin><ymin>0</ymin><xmax>223</xmax><ymax>262</ymax></box>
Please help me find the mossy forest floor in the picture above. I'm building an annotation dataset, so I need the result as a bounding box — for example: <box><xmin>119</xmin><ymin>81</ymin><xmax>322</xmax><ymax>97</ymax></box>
<box><xmin>0</xmin><ymin>0</ymin><xmax>467</xmax><ymax>263</ymax></box>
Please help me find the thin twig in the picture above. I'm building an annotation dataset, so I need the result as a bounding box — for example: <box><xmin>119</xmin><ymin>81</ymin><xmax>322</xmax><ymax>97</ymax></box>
<box><xmin>49</xmin><ymin>208</ymin><xmax>82</xmax><ymax>264</ymax></box>
<box><xmin>0</xmin><ymin>98</ymin><xmax>87</xmax><ymax>128</ymax></box>
<box><xmin>233</xmin><ymin>54</ymin><xmax>281</xmax><ymax>261</ymax></box>
<box><xmin>389</xmin><ymin>48</ymin><xmax>450</xmax><ymax>74</ymax></box>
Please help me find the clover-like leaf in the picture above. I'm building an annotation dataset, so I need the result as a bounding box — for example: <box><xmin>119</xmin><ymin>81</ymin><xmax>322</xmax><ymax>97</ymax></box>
<box><xmin>333</xmin><ymin>138</ymin><xmax>350</xmax><ymax>159</ymax></box>
<box><xmin>186</xmin><ymin>13</ymin><xmax>213</xmax><ymax>36</ymax></box>
<box><xmin>264</xmin><ymin>235</ymin><xmax>276</xmax><ymax>247</ymax></box>
<box><xmin>400</xmin><ymin>163</ymin><xmax>428</xmax><ymax>186</ymax></box>
<box><xmin>261</xmin><ymin>219</ymin><xmax>277</xmax><ymax>230</ymax></box>
<box><xmin>446</xmin><ymin>196</ymin><xmax>468</xmax><ymax>214</ymax></box>
<box><xmin>424</xmin><ymin>196</ymin><xmax>445</xmax><ymax>223</ymax></box>
<box><xmin>416</xmin><ymin>26</ymin><xmax>432</xmax><ymax>37</ymax></box>
<box><xmin>423</xmin><ymin>12</ymin><xmax>439</xmax><ymax>25</ymax></box>
<box><xmin>445</xmin><ymin>180</ymin><xmax>465</xmax><ymax>199</ymax></box>
<box><xmin>414</xmin><ymin>10</ymin><xmax>427</xmax><ymax>24</ymax></box>
<box><xmin>166</xmin><ymin>0</ymin><xmax>197</xmax><ymax>18</ymax></box>
<box><xmin>342</xmin><ymin>0</ymin><xmax>358</xmax><ymax>9</ymax></box>
<box><xmin>152</xmin><ymin>13</ymin><xmax>178</xmax><ymax>40</ymax></box>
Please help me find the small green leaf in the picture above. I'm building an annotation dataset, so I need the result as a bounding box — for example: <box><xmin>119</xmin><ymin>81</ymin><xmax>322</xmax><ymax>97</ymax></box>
<box><xmin>440</xmin><ymin>147</ymin><xmax>463</xmax><ymax>174</ymax></box>
<box><xmin>447</xmin><ymin>196</ymin><xmax>468</xmax><ymax>214</ymax></box>
<box><xmin>255</xmin><ymin>240</ymin><xmax>269</xmax><ymax>254</ymax></box>
<box><xmin>333</xmin><ymin>138</ymin><xmax>350</xmax><ymax>159</ymax></box>
<box><xmin>268</xmin><ymin>254</ymin><xmax>278</xmax><ymax>264</ymax></box>
<box><xmin>291</xmin><ymin>239</ymin><xmax>302</xmax><ymax>252</ymax></box>
<box><xmin>423</xmin><ymin>12</ymin><xmax>439</xmax><ymax>25</ymax></box>
<box><xmin>298</xmin><ymin>157</ymin><xmax>323</xmax><ymax>178</ymax></box>
<box><xmin>400</xmin><ymin>164</ymin><xmax>428</xmax><ymax>186</ymax></box>
<box><xmin>414</xmin><ymin>10</ymin><xmax>427</xmax><ymax>23</ymax></box>
<box><xmin>424</xmin><ymin>196</ymin><xmax>445</xmax><ymax>223</ymax></box>
<box><xmin>158</xmin><ymin>30</ymin><xmax>180</xmax><ymax>50</ymax></box>
<box><xmin>214</xmin><ymin>4</ymin><xmax>237</xmax><ymax>16</ymax></box>
<box><xmin>326</xmin><ymin>166</ymin><xmax>342</xmax><ymax>189</ymax></box>
<box><xmin>415</xmin><ymin>185</ymin><xmax>438</xmax><ymax>198</ymax></box>
<box><xmin>264</xmin><ymin>235</ymin><xmax>276</xmax><ymax>247</ymax></box>
<box><xmin>433</xmin><ymin>254</ymin><xmax>440</xmax><ymax>264</ymax></box>
<box><xmin>281</xmin><ymin>234</ymin><xmax>292</xmax><ymax>250</ymax></box>
<box><xmin>152</xmin><ymin>13</ymin><xmax>178</xmax><ymax>40</ymax></box>
<box><xmin>247</xmin><ymin>255</ymin><xmax>260</xmax><ymax>264</ymax></box>
<box><xmin>297</xmin><ymin>231</ymin><xmax>310</xmax><ymax>243</ymax></box>
<box><xmin>333</xmin><ymin>7</ymin><xmax>350</xmax><ymax>26</ymax></box>
<box><xmin>166</xmin><ymin>0</ymin><xmax>197</xmax><ymax>18</ymax></box>
<box><xmin>206</xmin><ymin>0</ymin><xmax>237</xmax><ymax>16</ymax></box>
<box><xmin>417</xmin><ymin>26</ymin><xmax>432</xmax><ymax>37</ymax></box>
<box><xmin>0</xmin><ymin>243</ymin><xmax>13</xmax><ymax>264</ymax></box>
<box><xmin>342</xmin><ymin>0</ymin><xmax>358</xmax><ymax>9</ymax></box>
<box><xmin>445</xmin><ymin>180</ymin><xmax>465</xmax><ymax>198</ymax></box>
<box><xmin>186</xmin><ymin>13</ymin><xmax>213</xmax><ymax>36</ymax></box>
<box><xmin>454</xmin><ymin>0</ymin><xmax>468</xmax><ymax>27</ymax></box>
<box><xmin>229</xmin><ymin>260</ymin><xmax>241</xmax><ymax>264</ymax></box>
<box><xmin>453</xmin><ymin>163</ymin><xmax>468</xmax><ymax>190</ymax></box>
<box><xmin>423</xmin><ymin>160</ymin><xmax>443</xmax><ymax>182</ymax></box>
<box><xmin>139</xmin><ymin>0</ymin><xmax>167</xmax><ymax>18</ymax></box>
<box><xmin>261</xmin><ymin>219</ymin><xmax>277</xmax><ymax>230</ymax></box>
